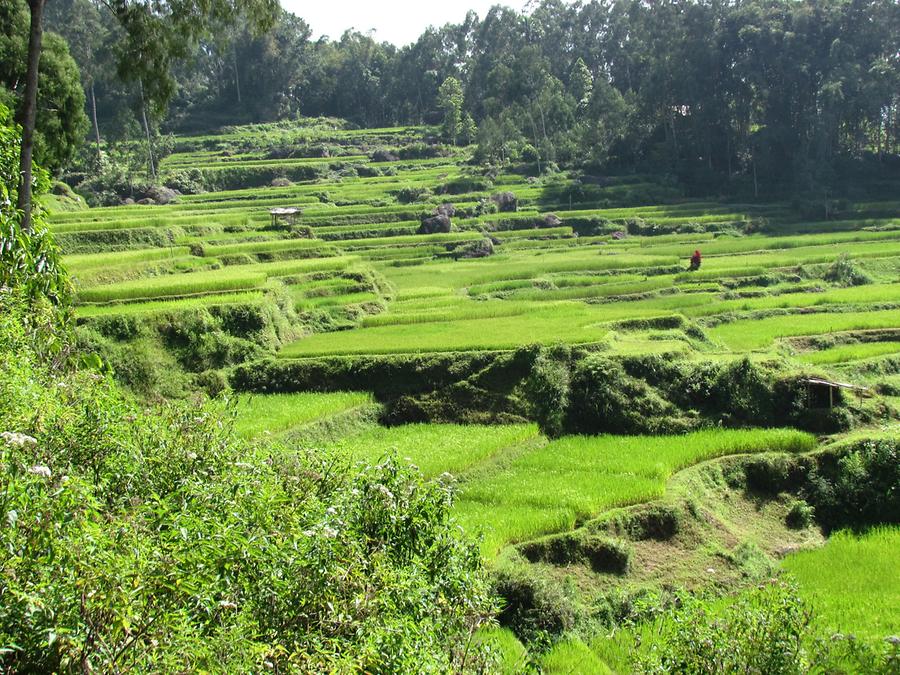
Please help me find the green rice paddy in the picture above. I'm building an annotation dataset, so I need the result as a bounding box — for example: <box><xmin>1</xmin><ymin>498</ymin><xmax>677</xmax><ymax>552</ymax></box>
<box><xmin>782</xmin><ymin>526</ymin><xmax>900</xmax><ymax>639</ymax></box>
<box><xmin>50</xmin><ymin>118</ymin><xmax>899</xmax><ymax>650</ymax></box>
<box><xmin>233</xmin><ymin>391</ymin><xmax>373</xmax><ymax>438</ymax></box>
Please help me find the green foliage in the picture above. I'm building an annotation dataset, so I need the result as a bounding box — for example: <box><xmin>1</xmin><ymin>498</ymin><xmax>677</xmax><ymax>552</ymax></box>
<box><xmin>567</xmin><ymin>356</ymin><xmax>681</xmax><ymax>434</ymax></box>
<box><xmin>519</xmin><ymin>531</ymin><xmax>631</xmax><ymax>574</ymax></box>
<box><xmin>785</xmin><ymin>499</ymin><xmax>815</xmax><ymax>529</ymax></box>
<box><xmin>164</xmin><ymin>167</ymin><xmax>205</xmax><ymax>194</ymax></box>
<box><xmin>438</xmin><ymin>77</ymin><xmax>464</xmax><ymax>145</ymax></box>
<box><xmin>635</xmin><ymin>581</ymin><xmax>811</xmax><ymax>674</ymax></box>
<box><xmin>0</xmin><ymin>104</ymin><xmax>71</xmax><ymax>320</ymax></box>
<box><xmin>805</xmin><ymin>438</ymin><xmax>900</xmax><ymax>532</ymax></box>
<box><xmin>824</xmin><ymin>255</ymin><xmax>873</xmax><ymax>287</ymax></box>
<box><xmin>0</xmin><ymin>296</ymin><xmax>495</xmax><ymax>672</ymax></box>
<box><xmin>492</xmin><ymin>564</ymin><xmax>577</xmax><ymax>642</ymax></box>
<box><xmin>522</xmin><ymin>346</ymin><xmax>570</xmax><ymax>437</ymax></box>
<box><xmin>0</xmin><ymin>7</ymin><xmax>88</xmax><ymax>174</ymax></box>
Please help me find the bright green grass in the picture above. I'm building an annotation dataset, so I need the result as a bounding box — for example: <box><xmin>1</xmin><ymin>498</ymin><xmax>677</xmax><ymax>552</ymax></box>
<box><xmin>473</xmin><ymin>627</ymin><xmax>528</xmax><ymax>675</ymax></box>
<box><xmin>65</xmin><ymin>246</ymin><xmax>192</xmax><ymax>271</ymax></box>
<box><xmin>507</xmin><ymin>276</ymin><xmax>673</xmax><ymax>301</ymax></box>
<box><xmin>280</xmin><ymin>303</ymin><xmax>641</xmax><ymax>356</ymax></box>
<box><xmin>379</xmin><ymin>251</ymin><xmax>680</xmax><ymax>291</ymax></box>
<box><xmin>457</xmin><ymin>428</ymin><xmax>815</xmax><ymax>556</ymax></box>
<box><xmin>708</xmin><ymin>309</ymin><xmax>900</xmax><ymax>350</ymax></box>
<box><xmin>233</xmin><ymin>391</ymin><xmax>373</xmax><ymax>438</ymax></box>
<box><xmin>76</xmin><ymin>291</ymin><xmax>266</xmax><ymax>319</ymax></box>
<box><xmin>330</xmin><ymin>423</ymin><xmax>540</xmax><ymax>478</ymax></box>
<box><xmin>782</xmin><ymin>526</ymin><xmax>900</xmax><ymax>639</ymax></box>
<box><xmin>641</xmin><ymin>228</ymin><xmax>900</xmax><ymax>258</ymax></box>
<box><xmin>797</xmin><ymin>341</ymin><xmax>900</xmax><ymax>365</ymax></box>
<box><xmin>77</xmin><ymin>268</ymin><xmax>267</xmax><ymax>302</ymax></box>
<box><xmin>541</xmin><ymin>637</ymin><xmax>611</xmax><ymax>674</ymax></box>
<box><xmin>77</xmin><ymin>257</ymin><xmax>356</xmax><ymax>303</ymax></box>
<box><xmin>199</xmin><ymin>237</ymin><xmax>334</xmax><ymax>257</ymax></box>
<box><xmin>300</xmin><ymin>291</ymin><xmax>382</xmax><ymax>308</ymax></box>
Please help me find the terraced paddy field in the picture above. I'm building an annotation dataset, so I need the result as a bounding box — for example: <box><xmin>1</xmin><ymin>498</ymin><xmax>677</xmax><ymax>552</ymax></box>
<box><xmin>50</xmin><ymin>118</ymin><xmax>900</xmax><ymax>665</ymax></box>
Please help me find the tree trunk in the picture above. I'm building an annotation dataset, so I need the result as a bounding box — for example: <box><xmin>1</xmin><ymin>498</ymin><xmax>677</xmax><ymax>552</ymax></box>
<box><xmin>526</xmin><ymin>110</ymin><xmax>541</xmax><ymax>174</ymax></box>
<box><xmin>90</xmin><ymin>81</ymin><xmax>101</xmax><ymax>168</ymax></box>
<box><xmin>17</xmin><ymin>0</ymin><xmax>46</xmax><ymax>234</ymax></box>
<box><xmin>139</xmin><ymin>79</ymin><xmax>156</xmax><ymax>180</ymax></box>
<box><xmin>752</xmin><ymin>152</ymin><xmax>758</xmax><ymax>200</ymax></box>
<box><xmin>232</xmin><ymin>44</ymin><xmax>242</xmax><ymax>104</ymax></box>
<box><xmin>726</xmin><ymin>132</ymin><xmax>732</xmax><ymax>179</ymax></box>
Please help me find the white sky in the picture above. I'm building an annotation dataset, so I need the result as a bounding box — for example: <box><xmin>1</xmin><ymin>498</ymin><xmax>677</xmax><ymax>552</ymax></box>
<box><xmin>281</xmin><ymin>0</ymin><xmax>529</xmax><ymax>47</ymax></box>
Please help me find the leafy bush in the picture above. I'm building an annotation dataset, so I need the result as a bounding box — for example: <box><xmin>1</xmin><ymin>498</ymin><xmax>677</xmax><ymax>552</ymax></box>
<box><xmin>786</xmin><ymin>499</ymin><xmax>815</xmax><ymax>529</ymax></box>
<box><xmin>0</xmin><ymin>296</ymin><xmax>496</xmax><ymax>672</ymax></box>
<box><xmin>394</xmin><ymin>185</ymin><xmax>431</xmax><ymax>203</ymax></box>
<box><xmin>804</xmin><ymin>438</ymin><xmax>899</xmax><ymax>532</ymax></box>
<box><xmin>164</xmin><ymin>167</ymin><xmax>205</xmax><ymax>194</ymax></box>
<box><xmin>824</xmin><ymin>255</ymin><xmax>872</xmax><ymax>286</ymax></box>
<box><xmin>635</xmin><ymin>581</ymin><xmax>810</xmax><ymax>674</ymax></box>
<box><xmin>518</xmin><ymin>531</ymin><xmax>630</xmax><ymax>574</ymax></box>
<box><xmin>0</xmin><ymin>104</ymin><xmax>71</xmax><ymax>345</ymax></box>
<box><xmin>603</xmin><ymin>502</ymin><xmax>683</xmax><ymax>541</ymax></box>
<box><xmin>566</xmin><ymin>356</ymin><xmax>682</xmax><ymax>434</ymax></box>
<box><xmin>492</xmin><ymin>564</ymin><xmax>576</xmax><ymax>642</ymax></box>
<box><xmin>522</xmin><ymin>347</ymin><xmax>570</xmax><ymax>437</ymax></box>
<box><xmin>710</xmin><ymin>357</ymin><xmax>775</xmax><ymax>425</ymax></box>
<box><xmin>744</xmin><ymin>454</ymin><xmax>811</xmax><ymax>494</ymax></box>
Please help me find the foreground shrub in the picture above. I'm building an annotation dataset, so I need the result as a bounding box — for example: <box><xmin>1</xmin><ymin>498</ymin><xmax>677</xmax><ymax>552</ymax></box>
<box><xmin>0</xmin><ymin>297</ymin><xmax>495</xmax><ymax>672</ymax></box>
<box><xmin>635</xmin><ymin>581</ymin><xmax>811</xmax><ymax>673</ymax></box>
<box><xmin>631</xmin><ymin>581</ymin><xmax>899</xmax><ymax>674</ymax></box>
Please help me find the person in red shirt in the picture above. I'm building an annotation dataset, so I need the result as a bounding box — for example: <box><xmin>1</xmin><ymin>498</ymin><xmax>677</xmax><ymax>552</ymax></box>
<box><xmin>689</xmin><ymin>249</ymin><xmax>702</xmax><ymax>271</ymax></box>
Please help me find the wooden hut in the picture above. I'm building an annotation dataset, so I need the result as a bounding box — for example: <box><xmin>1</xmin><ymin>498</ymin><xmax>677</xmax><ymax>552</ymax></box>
<box><xmin>799</xmin><ymin>377</ymin><xmax>870</xmax><ymax>409</ymax></box>
<box><xmin>269</xmin><ymin>207</ymin><xmax>302</xmax><ymax>227</ymax></box>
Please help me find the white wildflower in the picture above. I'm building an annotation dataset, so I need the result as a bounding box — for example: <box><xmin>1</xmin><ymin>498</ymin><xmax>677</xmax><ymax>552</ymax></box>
<box><xmin>322</xmin><ymin>526</ymin><xmax>338</xmax><ymax>539</ymax></box>
<box><xmin>2</xmin><ymin>432</ymin><xmax>37</xmax><ymax>449</ymax></box>
<box><xmin>28</xmin><ymin>465</ymin><xmax>52</xmax><ymax>479</ymax></box>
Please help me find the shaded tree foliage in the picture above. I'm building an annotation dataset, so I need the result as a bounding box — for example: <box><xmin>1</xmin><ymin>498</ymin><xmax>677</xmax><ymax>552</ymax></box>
<box><xmin>0</xmin><ymin>0</ymin><xmax>87</xmax><ymax>175</ymax></box>
<box><xmin>41</xmin><ymin>0</ymin><xmax>900</xmax><ymax>198</ymax></box>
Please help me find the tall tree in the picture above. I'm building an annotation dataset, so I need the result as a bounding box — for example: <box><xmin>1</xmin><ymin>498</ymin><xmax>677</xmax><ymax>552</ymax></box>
<box><xmin>437</xmin><ymin>76</ymin><xmax>464</xmax><ymax>144</ymax></box>
<box><xmin>15</xmin><ymin>0</ymin><xmax>280</xmax><ymax>231</ymax></box>
<box><xmin>17</xmin><ymin>0</ymin><xmax>46</xmax><ymax>232</ymax></box>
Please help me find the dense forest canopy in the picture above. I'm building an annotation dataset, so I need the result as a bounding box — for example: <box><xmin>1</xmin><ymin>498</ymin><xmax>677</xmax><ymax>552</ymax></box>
<box><xmin>3</xmin><ymin>0</ymin><xmax>899</xmax><ymax>195</ymax></box>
